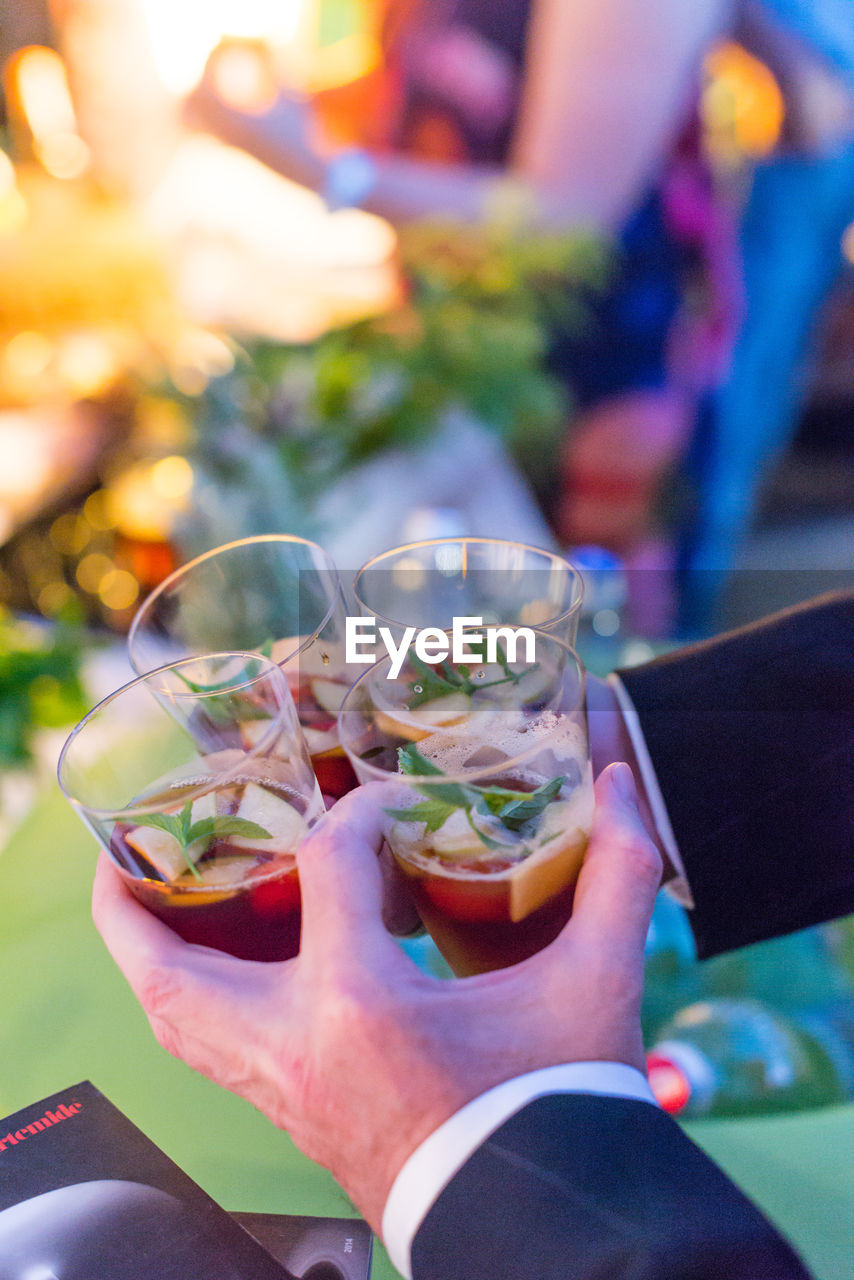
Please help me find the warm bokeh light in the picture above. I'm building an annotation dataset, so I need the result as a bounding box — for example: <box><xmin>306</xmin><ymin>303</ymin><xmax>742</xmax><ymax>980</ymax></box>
<box><xmin>49</xmin><ymin>512</ymin><xmax>92</xmax><ymax>557</ymax></box>
<box><xmin>0</xmin><ymin>413</ymin><xmax>55</xmax><ymax>506</ymax></box>
<box><xmin>106</xmin><ymin>459</ymin><xmax>192</xmax><ymax>541</ymax></box>
<box><xmin>151</xmin><ymin>455</ymin><xmax>194</xmax><ymax>501</ymax></box>
<box><xmin>702</xmin><ymin>41</ymin><xmax>785</xmax><ymax>165</ymax></box>
<box><xmin>37</xmin><ymin>581</ymin><xmax>74</xmax><ymax>616</ymax></box>
<box><xmin>83</xmin><ymin>489</ymin><xmax>117</xmax><ymax>532</ymax></box>
<box><xmin>5</xmin><ymin>46</ymin><xmax>90</xmax><ymax>181</ymax></box>
<box><xmin>207</xmin><ymin>42</ymin><xmax>281</xmax><ymax>113</ymax></box>
<box><xmin>0</xmin><ymin>152</ymin><xmax>17</xmax><ymax>201</ymax></box>
<box><xmin>76</xmin><ymin>550</ymin><xmax>115</xmax><ymax>594</ymax></box>
<box><xmin>6</xmin><ymin>46</ymin><xmax>78</xmax><ymax>138</ymax></box>
<box><xmin>141</xmin><ymin>0</ymin><xmax>307</xmax><ymax>94</ymax></box>
<box><xmin>97</xmin><ymin>566</ymin><xmax>140</xmax><ymax>611</ymax></box>
<box><xmin>3</xmin><ymin>332</ymin><xmax>53</xmax><ymax>382</ymax></box>
<box><xmin>35</xmin><ymin>131</ymin><xmax>92</xmax><ymax>181</ymax></box>
<box><xmin>0</xmin><ymin>152</ymin><xmax>28</xmax><ymax>234</ymax></box>
<box><xmin>56</xmin><ymin>333</ymin><xmax>119</xmax><ymax>397</ymax></box>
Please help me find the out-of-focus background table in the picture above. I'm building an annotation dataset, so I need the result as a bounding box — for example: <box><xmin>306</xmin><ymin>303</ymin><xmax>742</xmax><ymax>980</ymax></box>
<box><xmin>2</xmin><ymin>783</ymin><xmax>853</xmax><ymax>1280</ymax></box>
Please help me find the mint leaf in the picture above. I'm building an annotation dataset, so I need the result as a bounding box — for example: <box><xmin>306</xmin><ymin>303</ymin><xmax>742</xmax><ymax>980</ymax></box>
<box><xmin>129</xmin><ymin>804</ymin><xmax>273</xmax><ymax>880</ymax></box>
<box><xmin>398</xmin><ymin>744</ymin><xmax>478</xmax><ymax>810</ymax></box>
<box><xmin>397</xmin><ymin>742</ymin><xmax>443</xmax><ymax>776</ymax></box>
<box><xmin>384</xmin><ymin>800</ymin><xmax>458</xmax><ymax>833</ymax></box>
<box><xmin>406</xmin><ymin>642</ymin><xmax>538</xmax><ymax>709</ymax></box>
<box><xmin>129</xmin><ymin>806</ymin><xmax>202</xmax><ymax>881</ymax></box>
<box><xmin>391</xmin><ymin>744</ymin><xmax>567</xmax><ymax>847</ymax></box>
<box><xmin>186</xmin><ymin>816</ymin><xmax>273</xmax><ymax>845</ymax></box>
<box><xmin>464</xmin><ymin>809</ymin><xmax>513</xmax><ymax>849</ymax></box>
<box><xmin>131</xmin><ymin>812</ymin><xmax>185</xmax><ymax>842</ymax></box>
<box><xmin>496</xmin><ymin>776</ymin><xmax>566</xmax><ymax>831</ymax></box>
<box><xmin>406</xmin><ymin>654</ymin><xmax>462</xmax><ymax>707</ymax></box>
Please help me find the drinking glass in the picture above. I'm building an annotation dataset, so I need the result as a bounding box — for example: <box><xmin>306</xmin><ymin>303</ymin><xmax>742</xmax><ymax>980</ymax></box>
<box><xmin>58</xmin><ymin>652</ymin><xmax>324</xmax><ymax>960</ymax></box>
<box><xmin>338</xmin><ymin>628</ymin><xmax>593</xmax><ymax>975</ymax></box>
<box><xmin>128</xmin><ymin>535</ymin><xmax>357</xmax><ymax>799</ymax></box>
<box><xmin>352</xmin><ymin>538</ymin><xmax>584</xmax><ymax>645</ymax></box>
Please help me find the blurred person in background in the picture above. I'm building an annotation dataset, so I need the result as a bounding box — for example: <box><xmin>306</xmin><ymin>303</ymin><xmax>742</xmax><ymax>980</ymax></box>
<box><xmin>187</xmin><ymin>0</ymin><xmax>736</xmax><ymax>618</ymax></box>
<box><xmin>679</xmin><ymin>0</ymin><xmax>854</xmax><ymax>631</ymax></box>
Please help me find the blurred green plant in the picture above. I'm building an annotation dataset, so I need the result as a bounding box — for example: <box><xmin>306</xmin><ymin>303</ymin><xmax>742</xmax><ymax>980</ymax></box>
<box><xmin>0</xmin><ymin>607</ymin><xmax>87</xmax><ymax>768</ymax></box>
<box><xmin>179</xmin><ymin>220</ymin><xmax>609</xmax><ymax>509</ymax></box>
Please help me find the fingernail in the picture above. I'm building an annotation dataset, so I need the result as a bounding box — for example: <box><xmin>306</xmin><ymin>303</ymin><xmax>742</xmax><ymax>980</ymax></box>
<box><xmin>611</xmin><ymin>762</ymin><xmax>637</xmax><ymax>805</ymax></box>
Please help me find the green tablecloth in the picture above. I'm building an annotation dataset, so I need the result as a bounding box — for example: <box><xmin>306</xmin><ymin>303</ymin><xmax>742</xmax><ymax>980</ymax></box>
<box><xmin>2</xmin><ymin>787</ymin><xmax>852</xmax><ymax>1280</ymax></box>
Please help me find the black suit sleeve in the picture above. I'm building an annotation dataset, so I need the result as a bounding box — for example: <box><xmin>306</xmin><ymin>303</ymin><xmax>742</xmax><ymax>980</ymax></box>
<box><xmin>411</xmin><ymin>1095</ymin><xmax>812</xmax><ymax>1280</ymax></box>
<box><xmin>616</xmin><ymin>591</ymin><xmax>854</xmax><ymax>958</ymax></box>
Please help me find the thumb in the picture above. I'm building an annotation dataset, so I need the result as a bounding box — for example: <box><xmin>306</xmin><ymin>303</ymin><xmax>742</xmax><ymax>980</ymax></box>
<box><xmin>569</xmin><ymin>763</ymin><xmax>662</xmax><ymax>961</ymax></box>
<box><xmin>296</xmin><ymin>782</ymin><xmax>405</xmax><ymax>969</ymax></box>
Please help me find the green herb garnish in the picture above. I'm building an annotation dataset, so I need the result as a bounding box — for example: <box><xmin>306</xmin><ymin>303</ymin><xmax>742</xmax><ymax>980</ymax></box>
<box><xmin>131</xmin><ymin>801</ymin><xmax>272</xmax><ymax>880</ymax></box>
<box><xmin>384</xmin><ymin>743</ymin><xmax>566</xmax><ymax>850</ymax></box>
<box><xmin>174</xmin><ymin>651</ymin><xmax>277</xmax><ymax>724</ymax></box>
<box><xmin>407</xmin><ymin>641</ymin><xmax>535</xmax><ymax>709</ymax></box>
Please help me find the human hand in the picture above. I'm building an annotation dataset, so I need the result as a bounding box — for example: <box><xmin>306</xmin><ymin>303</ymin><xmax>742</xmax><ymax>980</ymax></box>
<box><xmin>92</xmin><ymin>763</ymin><xmax>661</xmax><ymax>1234</ymax></box>
<box><xmin>184</xmin><ymin>63</ymin><xmax>322</xmax><ymax>188</ymax></box>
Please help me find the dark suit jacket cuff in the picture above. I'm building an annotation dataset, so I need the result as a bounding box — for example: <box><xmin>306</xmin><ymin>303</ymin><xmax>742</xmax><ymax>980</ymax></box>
<box><xmin>411</xmin><ymin>1094</ymin><xmax>812</xmax><ymax>1280</ymax></box>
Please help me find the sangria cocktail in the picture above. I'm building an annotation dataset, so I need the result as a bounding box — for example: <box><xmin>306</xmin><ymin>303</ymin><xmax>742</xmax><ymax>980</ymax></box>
<box><xmin>339</xmin><ymin>629</ymin><xmax>593</xmax><ymax>975</ymax></box>
<box><xmin>58</xmin><ymin>653</ymin><xmax>324</xmax><ymax>960</ymax></box>
<box><xmin>128</xmin><ymin>536</ymin><xmax>358</xmax><ymax>799</ymax></box>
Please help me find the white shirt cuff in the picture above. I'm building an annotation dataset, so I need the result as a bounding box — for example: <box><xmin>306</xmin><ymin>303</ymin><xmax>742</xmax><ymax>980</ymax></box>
<box><xmin>607</xmin><ymin>673</ymin><xmax>694</xmax><ymax>909</ymax></box>
<box><xmin>381</xmin><ymin>1061</ymin><xmax>657</xmax><ymax>1280</ymax></box>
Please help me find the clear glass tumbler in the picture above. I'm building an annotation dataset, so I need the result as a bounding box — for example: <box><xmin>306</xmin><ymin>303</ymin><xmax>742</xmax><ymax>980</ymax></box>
<box><xmin>128</xmin><ymin>535</ymin><xmax>357</xmax><ymax>799</ymax></box>
<box><xmin>58</xmin><ymin>652</ymin><xmax>324</xmax><ymax>960</ymax></box>
<box><xmin>352</xmin><ymin>538</ymin><xmax>584</xmax><ymax>645</ymax></box>
<box><xmin>338</xmin><ymin>627</ymin><xmax>593</xmax><ymax>975</ymax></box>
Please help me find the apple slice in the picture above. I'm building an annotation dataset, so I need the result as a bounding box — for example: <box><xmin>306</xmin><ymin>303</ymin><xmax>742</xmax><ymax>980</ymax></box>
<box><xmin>311</xmin><ymin>678</ymin><xmax>348</xmax><ymax>717</ymax></box>
<box><xmin>375</xmin><ymin>691</ymin><xmax>473</xmax><ymax>744</ymax></box>
<box><xmin>239</xmin><ymin>719</ymin><xmax>272</xmax><ymax>748</ymax></box>
<box><xmin>229</xmin><ymin>783</ymin><xmax>306</xmax><ymax>854</ymax></box>
<box><xmin>374</xmin><ymin>706</ymin><xmax>429</xmax><ymax>743</ymax></box>
<box><xmin>124</xmin><ymin>790</ymin><xmax>218</xmax><ymax>881</ymax></box>
<box><xmin>430</xmin><ymin>809</ymin><xmax>515</xmax><ymax>860</ymax></box>
<box><xmin>190</xmin><ymin>791</ymin><xmax>217</xmax><ymax>824</ymax></box>
<box><xmin>388</xmin><ymin>818</ymin><xmax>424</xmax><ymax>858</ymax></box>
<box><xmin>302</xmin><ymin>724</ymin><xmax>339</xmax><ymax>756</ymax></box>
<box><xmin>239</xmin><ymin>719</ymin><xmax>292</xmax><ymax>760</ymax></box>
<box><xmin>124</xmin><ymin>826</ymin><xmax>190</xmax><ymax>883</ymax></box>
<box><xmin>508</xmin><ymin>790</ymin><xmax>593</xmax><ymax>922</ymax></box>
<box><xmin>411</xmin><ymin>693</ymin><xmax>471</xmax><ymax>727</ymax></box>
<box><xmin>190</xmin><ymin>854</ymin><xmax>257</xmax><ymax>888</ymax></box>
<box><xmin>429</xmin><ymin>810</ymin><xmax>489</xmax><ymax>859</ymax></box>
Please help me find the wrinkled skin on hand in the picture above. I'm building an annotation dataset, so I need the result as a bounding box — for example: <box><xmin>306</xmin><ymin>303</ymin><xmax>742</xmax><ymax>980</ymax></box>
<box><xmin>92</xmin><ymin>764</ymin><xmax>661</xmax><ymax>1234</ymax></box>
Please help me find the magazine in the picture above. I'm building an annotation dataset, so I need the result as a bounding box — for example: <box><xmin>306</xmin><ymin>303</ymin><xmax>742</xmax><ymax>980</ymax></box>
<box><xmin>0</xmin><ymin>1081</ymin><xmax>371</xmax><ymax>1280</ymax></box>
<box><xmin>236</xmin><ymin>1211</ymin><xmax>373</xmax><ymax>1280</ymax></box>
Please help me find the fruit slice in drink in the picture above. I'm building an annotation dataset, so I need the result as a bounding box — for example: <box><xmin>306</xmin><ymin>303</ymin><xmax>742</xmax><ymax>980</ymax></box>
<box><xmin>388</xmin><ymin>754</ymin><xmax>593</xmax><ymax>977</ymax></box>
<box><xmin>111</xmin><ymin>768</ymin><xmax>322</xmax><ymax>961</ymax></box>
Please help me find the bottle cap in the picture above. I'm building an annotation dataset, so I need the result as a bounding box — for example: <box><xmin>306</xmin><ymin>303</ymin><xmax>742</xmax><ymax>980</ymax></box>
<box><xmin>647</xmin><ymin>1040</ymin><xmax>717</xmax><ymax>1115</ymax></box>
